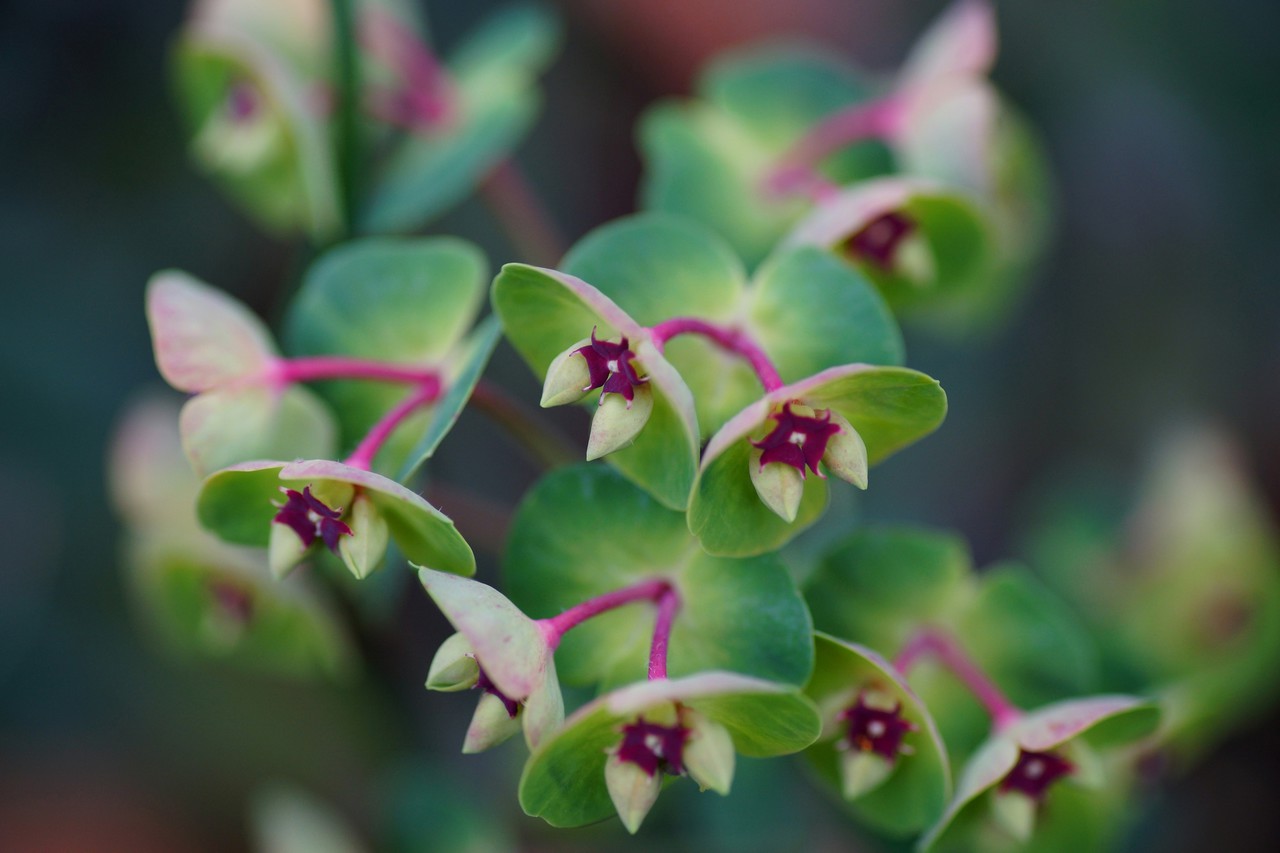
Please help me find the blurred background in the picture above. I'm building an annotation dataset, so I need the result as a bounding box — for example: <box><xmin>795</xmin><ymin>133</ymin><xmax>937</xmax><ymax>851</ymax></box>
<box><xmin>1</xmin><ymin>0</ymin><xmax>1277</xmax><ymax>850</ymax></box>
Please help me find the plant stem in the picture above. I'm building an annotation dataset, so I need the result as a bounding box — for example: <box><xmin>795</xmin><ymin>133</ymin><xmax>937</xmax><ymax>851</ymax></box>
<box><xmin>763</xmin><ymin>95</ymin><xmax>903</xmax><ymax>198</ymax></box>
<box><xmin>469</xmin><ymin>379</ymin><xmax>580</xmax><ymax>470</ymax></box>
<box><xmin>330</xmin><ymin>0</ymin><xmax>360</xmax><ymax>238</ymax></box>
<box><xmin>269</xmin><ymin>355</ymin><xmax>439</xmax><ymax>386</ymax></box>
<box><xmin>647</xmin><ymin>588</ymin><xmax>680</xmax><ymax>681</ymax></box>
<box><xmin>480</xmin><ymin>158</ymin><xmax>568</xmax><ymax>267</ymax></box>
<box><xmin>343</xmin><ymin>380</ymin><xmax>441</xmax><ymax>470</ymax></box>
<box><xmin>894</xmin><ymin>628</ymin><xmax>1021</xmax><ymax>730</ymax></box>
<box><xmin>649</xmin><ymin>317</ymin><xmax>784</xmax><ymax>392</ymax></box>
<box><xmin>538</xmin><ymin>578</ymin><xmax>673</xmax><ymax>649</ymax></box>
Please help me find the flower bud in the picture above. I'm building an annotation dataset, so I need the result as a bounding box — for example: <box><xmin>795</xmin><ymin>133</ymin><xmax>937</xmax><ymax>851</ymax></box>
<box><xmin>540</xmin><ymin>339</ymin><xmax>593</xmax><ymax>407</ymax></box>
<box><xmin>337</xmin><ymin>493</ymin><xmax>389</xmax><ymax>580</ymax></box>
<box><xmin>426</xmin><ymin>633</ymin><xmax>479</xmax><ymax>692</ymax></box>
<box><xmin>462</xmin><ymin>691</ymin><xmax>522</xmax><ymax>754</ymax></box>
<box><xmin>605</xmin><ymin>751</ymin><xmax>663</xmax><ymax>834</ymax></box>
<box><xmin>823</xmin><ymin>411</ymin><xmax>869</xmax><ymax>489</ymax></box>
<box><xmin>839</xmin><ymin>748</ymin><xmax>895</xmax><ymax>800</ymax></box>
<box><xmin>268</xmin><ymin>518</ymin><xmax>310</xmax><ymax>579</ymax></box>
<box><xmin>749</xmin><ymin>446</ymin><xmax>805</xmax><ymax>522</ymax></box>
<box><xmin>990</xmin><ymin>790</ymin><xmax>1036</xmax><ymax>842</ymax></box>
<box><xmin>682</xmin><ymin>711</ymin><xmax>735</xmax><ymax>795</ymax></box>
<box><xmin>586</xmin><ymin>384</ymin><xmax>654</xmax><ymax>461</ymax></box>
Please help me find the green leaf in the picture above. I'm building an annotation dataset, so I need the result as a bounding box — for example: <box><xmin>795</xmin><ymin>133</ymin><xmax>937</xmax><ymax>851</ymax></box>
<box><xmin>746</xmin><ymin>245</ymin><xmax>905</xmax><ymax>376</ymax></box>
<box><xmin>492</xmin><ymin>264</ymin><xmax>700</xmax><ymax>509</ymax></box>
<box><xmin>805</xmin><ymin>526</ymin><xmax>972</xmax><ymax>654</ymax></box>
<box><xmin>703</xmin><ymin>46</ymin><xmax>864</xmax><ymax>145</ymax></box>
<box><xmin>690</xmin><ymin>365</ymin><xmax>947</xmax><ymax>555</ymax></box>
<box><xmin>638</xmin><ymin>101</ymin><xmax>809</xmax><ymax>270</ymax></box>
<box><xmin>398</xmin><ymin>315</ymin><xmax>502</xmax><ymax>481</ymax></box>
<box><xmin>361</xmin><ymin>5</ymin><xmax>559</xmax><ymax>232</ymax></box>
<box><xmin>284</xmin><ymin>237</ymin><xmax>487</xmax><ymax>467</ymax></box>
<box><xmin>504</xmin><ymin>465</ymin><xmax>814</xmax><ymax>688</ymax></box>
<box><xmin>560</xmin><ymin>213</ymin><xmax>746</xmax><ymax>325</ymax></box>
<box><xmin>805</xmin><ymin>634</ymin><xmax>951</xmax><ymax>836</ymax></box>
<box><xmin>518</xmin><ymin>673</ymin><xmax>820</xmax><ymax>828</ymax></box>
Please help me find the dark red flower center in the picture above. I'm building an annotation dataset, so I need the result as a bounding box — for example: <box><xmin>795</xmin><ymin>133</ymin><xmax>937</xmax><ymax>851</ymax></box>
<box><xmin>616</xmin><ymin>717</ymin><xmax>690</xmax><ymax>777</ymax></box>
<box><xmin>273</xmin><ymin>486</ymin><xmax>353</xmax><ymax>554</ymax></box>
<box><xmin>208</xmin><ymin>579</ymin><xmax>254</xmax><ymax>625</ymax></box>
<box><xmin>575</xmin><ymin>328</ymin><xmax>647</xmax><ymax>404</ymax></box>
<box><xmin>751</xmin><ymin>402</ymin><xmax>841</xmax><ymax>477</ymax></box>
<box><xmin>999</xmin><ymin>749</ymin><xmax>1074</xmax><ymax>800</ymax></box>
<box><xmin>840</xmin><ymin>695</ymin><xmax>916</xmax><ymax>762</ymax></box>
<box><xmin>845</xmin><ymin>211</ymin><xmax>917</xmax><ymax>270</ymax></box>
<box><xmin>226</xmin><ymin>80</ymin><xmax>259</xmax><ymax>123</ymax></box>
<box><xmin>475</xmin><ymin>666</ymin><xmax>520</xmax><ymax>718</ymax></box>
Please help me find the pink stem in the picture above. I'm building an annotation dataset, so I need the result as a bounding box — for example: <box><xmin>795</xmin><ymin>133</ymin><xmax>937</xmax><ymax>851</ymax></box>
<box><xmin>649</xmin><ymin>317</ymin><xmax>784</xmax><ymax>392</ymax></box>
<box><xmin>269</xmin><ymin>355</ymin><xmax>440</xmax><ymax>387</ymax></box>
<box><xmin>647</xmin><ymin>588</ymin><xmax>680</xmax><ymax>681</ymax></box>
<box><xmin>538</xmin><ymin>578</ymin><xmax>674</xmax><ymax>649</ymax></box>
<box><xmin>359</xmin><ymin>7</ymin><xmax>454</xmax><ymax>129</ymax></box>
<box><xmin>764</xmin><ymin>95</ymin><xmax>904</xmax><ymax>198</ymax></box>
<box><xmin>343</xmin><ymin>379</ymin><xmax>441</xmax><ymax>470</ymax></box>
<box><xmin>894</xmin><ymin>628</ymin><xmax>1021</xmax><ymax>730</ymax></box>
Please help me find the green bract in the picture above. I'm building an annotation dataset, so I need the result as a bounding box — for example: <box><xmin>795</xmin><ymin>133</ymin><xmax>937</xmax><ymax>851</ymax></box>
<box><xmin>639</xmin><ymin>47</ymin><xmax>890</xmax><ymax>267</ymax></box>
<box><xmin>919</xmin><ymin>695</ymin><xmax>1160</xmax><ymax>851</ymax></box>
<box><xmin>197</xmin><ymin>458</ymin><xmax>475</xmax><ymax>578</ymax></box>
<box><xmin>806</xmin><ymin>527</ymin><xmax>1097</xmax><ymax>756</ymax></box>
<box><xmin>690</xmin><ymin>367</ymin><xmax>947</xmax><ymax>556</ymax></box>
<box><xmin>362</xmin><ymin>4</ymin><xmax>560</xmax><ymax>232</ymax></box>
<box><xmin>284</xmin><ymin>236</ymin><xmax>492</xmax><ymax>477</ymax></box>
<box><xmin>518</xmin><ymin>672</ymin><xmax>821</xmax><ymax>829</ymax></box>
<box><xmin>146</xmin><ymin>270</ymin><xmax>337</xmax><ymax>476</ymax></box>
<box><xmin>504</xmin><ymin>465</ymin><xmax>814</xmax><ymax>689</ymax></box>
<box><xmin>805</xmin><ymin>634</ymin><xmax>951</xmax><ymax>836</ymax></box>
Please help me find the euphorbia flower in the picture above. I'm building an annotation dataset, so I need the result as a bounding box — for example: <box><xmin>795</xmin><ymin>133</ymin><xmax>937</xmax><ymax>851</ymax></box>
<box><xmin>919</xmin><ymin>695</ymin><xmax>1160</xmax><ymax>849</ymax></box>
<box><xmin>804</xmin><ymin>634</ymin><xmax>950</xmax><ymax>834</ymax></box>
<box><xmin>690</xmin><ymin>364</ymin><xmax>947</xmax><ymax>556</ymax></box>
<box><xmin>541</xmin><ymin>327</ymin><xmax>655</xmax><ymax>461</ymax></box>
<box><xmin>420</xmin><ymin>568</ymin><xmax>563</xmax><ymax>752</ymax></box>
<box><xmin>196</xmin><ymin>458</ymin><xmax>474</xmax><ymax>580</ymax></box>
<box><xmin>519</xmin><ymin>672</ymin><xmax>820</xmax><ymax>833</ymax></box>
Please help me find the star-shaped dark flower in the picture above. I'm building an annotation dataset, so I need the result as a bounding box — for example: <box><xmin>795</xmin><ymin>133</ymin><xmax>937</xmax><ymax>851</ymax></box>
<box><xmin>751</xmin><ymin>402</ymin><xmax>843</xmax><ymax>477</ymax></box>
<box><xmin>998</xmin><ymin>748</ymin><xmax>1073</xmax><ymax>800</ymax></box>
<box><xmin>272</xmin><ymin>486</ymin><xmax>352</xmax><ymax>554</ymax></box>
<box><xmin>575</xmin><ymin>328</ymin><xmax>648</xmax><ymax>404</ymax></box>
<box><xmin>845</xmin><ymin>211</ymin><xmax>917</xmax><ymax>270</ymax></box>
<box><xmin>840</xmin><ymin>695</ymin><xmax>917</xmax><ymax>762</ymax></box>
<box><xmin>616</xmin><ymin>716</ymin><xmax>691</xmax><ymax>777</ymax></box>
